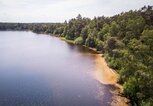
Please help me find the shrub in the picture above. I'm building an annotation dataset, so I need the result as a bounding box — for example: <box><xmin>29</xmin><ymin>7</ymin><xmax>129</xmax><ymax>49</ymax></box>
<box><xmin>74</xmin><ymin>37</ymin><xmax>83</xmax><ymax>45</ymax></box>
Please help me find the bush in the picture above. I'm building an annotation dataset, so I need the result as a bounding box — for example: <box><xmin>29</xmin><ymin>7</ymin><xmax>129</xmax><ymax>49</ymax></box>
<box><xmin>123</xmin><ymin>77</ymin><xmax>139</xmax><ymax>105</ymax></box>
<box><xmin>74</xmin><ymin>37</ymin><xmax>83</xmax><ymax>45</ymax></box>
<box><xmin>96</xmin><ymin>40</ymin><xmax>104</xmax><ymax>51</ymax></box>
<box><xmin>85</xmin><ymin>37</ymin><xmax>96</xmax><ymax>47</ymax></box>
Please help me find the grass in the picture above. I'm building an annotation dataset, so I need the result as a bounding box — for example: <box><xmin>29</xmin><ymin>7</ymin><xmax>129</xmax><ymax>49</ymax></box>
<box><xmin>60</xmin><ymin>37</ymin><xmax>74</xmax><ymax>44</ymax></box>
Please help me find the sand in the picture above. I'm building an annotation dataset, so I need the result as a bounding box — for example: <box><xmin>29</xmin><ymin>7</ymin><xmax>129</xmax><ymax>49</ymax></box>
<box><xmin>93</xmin><ymin>54</ymin><xmax>130</xmax><ymax>106</ymax></box>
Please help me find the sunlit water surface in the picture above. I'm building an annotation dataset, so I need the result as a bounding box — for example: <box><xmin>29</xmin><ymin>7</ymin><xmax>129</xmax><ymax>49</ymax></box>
<box><xmin>0</xmin><ymin>31</ymin><xmax>114</xmax><ymax>106</ymax></box>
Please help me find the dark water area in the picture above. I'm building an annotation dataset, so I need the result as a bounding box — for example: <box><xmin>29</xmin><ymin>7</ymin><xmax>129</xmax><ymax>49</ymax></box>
<box><xmin>0</xmin><ymin>31</ymin><xmax>114</xmax><ymax>106</ymax></box>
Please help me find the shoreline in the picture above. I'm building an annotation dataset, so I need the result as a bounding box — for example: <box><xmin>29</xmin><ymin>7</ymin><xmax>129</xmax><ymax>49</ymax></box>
<box><xmin>59</xmin><ymin>36</ymin><xmax>130</xmax><ymax>106</ymax></box>
<box><xmin>93</xmin><ymin>54</ymin><xmax>130</xmax><ymax>106</ymax></box>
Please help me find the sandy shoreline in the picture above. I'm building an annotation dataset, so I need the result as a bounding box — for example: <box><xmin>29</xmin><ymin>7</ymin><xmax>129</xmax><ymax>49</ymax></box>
<box><xmin>85</xmin><ymin>46</ymin><xmax>130</xmax><ymax>106</ymax></box>
<box><xmin>93</xmin><ymin>54</ymin><xmax>118</xmax><ymax>84</ymax></box>
<box><xmin>93</xmin><ymin>54</ymin><xmax>130</xmax><ymax>106</ymax></box>
<box><xmin>59</xmin><ymin>36</ymin><xmax>130</xmax><ymax>106</ymax></box>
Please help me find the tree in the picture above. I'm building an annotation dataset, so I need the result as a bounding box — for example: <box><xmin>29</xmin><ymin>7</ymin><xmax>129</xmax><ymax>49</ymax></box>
<box><xmin>109</xmin><ymin>21</ymin><xmax>119</xmax><ymax>36</ymax></box>
<box><xmin>123</xmin><ymin>77</ymin><xmax>139</xmax><ymax>105</ymax></box>
<box><xmin>85</xmin><ymin>28</ymin><xmax>97</xmax><ymax>47</ymax></box>
<box><xmin>76</xmin><ymin>14</ymin><xmax>82</xmax><ymax>20</ymax></box>
<box><xmin>98</xmin><ymin>23</ymin><xmax>110</xmax><ymax>41</ymax></box>
<box><xmin>141</xmin><ymin>30</ymin><xmax>153</xmax><ymax>52</ymax></box>
<box><xmin>80</xmin><ymin>26</ymin><xmax>89</xmax><ymax>44</ymax></box>
<box><xmin>126</xmin><ymin>16</ymin><xmax>145</xmax><ymax>37</ymax></box>
<box><xmin>96</xmin><ymin>40</ymin><xmax>104</xmax><ymax>51</ymax></box>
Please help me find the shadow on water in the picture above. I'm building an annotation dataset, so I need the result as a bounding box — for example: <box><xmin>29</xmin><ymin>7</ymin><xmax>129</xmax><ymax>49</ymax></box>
<box><xmin>65</xmin><ymin>42</ymin><xmax>98</xmax><ymax>54</ymax></box>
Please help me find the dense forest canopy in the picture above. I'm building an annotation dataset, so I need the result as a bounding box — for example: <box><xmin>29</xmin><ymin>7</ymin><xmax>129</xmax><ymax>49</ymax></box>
<box><xmin>0</xmin><ymin>5</ymin><xmax>153</xmax><ymax>106</ymax></box>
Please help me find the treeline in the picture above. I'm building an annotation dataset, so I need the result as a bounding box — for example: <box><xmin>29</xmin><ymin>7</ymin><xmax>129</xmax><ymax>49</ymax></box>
<box><xmin>0</xmin><ymin>23</ymin><xmax>62</xmax><ymax>32</ymax></box>
<box><xmin>0</xmin><ymin>5</ymin><xmax>153</xmax><ymax>106</ymax></box>
<box><xmin>0</xmin><ymin>23</ymin><xmax>30</xmax><ymax>30</ymax></box>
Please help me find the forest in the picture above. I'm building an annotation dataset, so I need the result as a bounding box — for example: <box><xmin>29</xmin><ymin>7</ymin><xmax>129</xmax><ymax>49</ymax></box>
<box><xmin>0</xmin><ymin>5</ymin><xmax>153</xmax><ymax>106</ymax></box>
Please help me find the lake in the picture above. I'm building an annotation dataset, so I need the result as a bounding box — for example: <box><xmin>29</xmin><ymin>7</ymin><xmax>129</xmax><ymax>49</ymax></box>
<box><xmin>0</xmin><ymin>31</ymin><xmax>114</xmax><ymax>106</ymax></box>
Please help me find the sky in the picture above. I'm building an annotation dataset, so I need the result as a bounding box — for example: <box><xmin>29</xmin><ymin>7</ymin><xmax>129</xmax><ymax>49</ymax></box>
<box><xmin>0</xmin><ymin>0</ymin><xmax>153</xmax><ymax>23</ymax></box>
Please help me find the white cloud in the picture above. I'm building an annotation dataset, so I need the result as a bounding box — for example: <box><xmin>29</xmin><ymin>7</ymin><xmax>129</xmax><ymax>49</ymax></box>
<box><xmin>0</xmin><ymin>0</ymin><xmax>153</xmax><ymax>22</ymax></box>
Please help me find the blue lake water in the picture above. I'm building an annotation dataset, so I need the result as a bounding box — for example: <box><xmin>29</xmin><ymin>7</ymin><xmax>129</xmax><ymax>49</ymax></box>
<box><xmin>0</xmin><ymin>31</ymin><xmax>113</xmax><ymax>106</ymax></box>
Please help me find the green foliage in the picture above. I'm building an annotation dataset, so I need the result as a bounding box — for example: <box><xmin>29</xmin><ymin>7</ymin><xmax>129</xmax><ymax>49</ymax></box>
<box><xmin>109</xmin><ymin>21</ymin><xmax>120</xmax><ymax>36</ymax></box>
<box><xmin>98</xmin><ymin>23</ymin><xmax>110</xmax><ymax>41</ymax></box>
<box><xmin>85</xmin><ymin>36</ymin><xmax>95</xmax><ymax>47</ymax></box>
<box><xmin>126</xmin><ymin>16</ymin><xmax>145</xmax><ymax>37</ymax></box>
<box><xmin>141</xmin><ymin>30</ymin><xmax>153</xmax><ymax>51</ymax></box>
<box><xmin>74</xmin><ymin>37</ymin><xmax>83</xmax><ymax>45</ymax></box>
<box><xmin>80</xmin><ymin>26</ymin><xmax>89</xmax><ymax>44</ymax></box>
<box><xmin>140</xmin><ymin>100</ymin><xmax>153</xmax><ymax>106</ymax></box>
<box><xmin>123</xmin><ymin>77</ymin><xmax>139</xmax><ymax>104</ymax></box>
<box><xmin>104</xmin><ymin>36</ymin><xmax>118</xmax><ymax>52</ymax></box>
<box><xmin>96</xmin><ymin>40</ymin><xmax>104</xmax><ymax>51</ymax></box>
<box><xmin>85</xmin><ymin>28</ymin><xmax>97</xmax><ymax>47</ymax></box>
